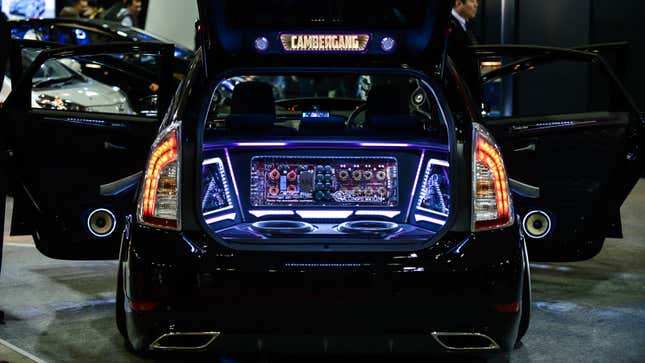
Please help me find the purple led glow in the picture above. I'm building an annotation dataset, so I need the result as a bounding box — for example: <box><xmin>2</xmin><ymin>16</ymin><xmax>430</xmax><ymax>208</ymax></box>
<box><xmin>354</xmin><ymin>210</ymin><xmax>401</xmax><ymax>218</ymax></box>
<box><xmin>249</xmin><ymin>210</ymin><xmax>295</xmax><ymax>218</ymax></box>
<box><xmin>204</xmin><ymin>140</ymin><xmax>448</xmax><ymax>152</ymax></box>
<box><xmin>360</xmin><ymin>143</ymin><xmax>411</xmax><ymax>148</ymax></box>
<box><xmin>429</xmin><ymin>159</ymin><xmax>450</xmax><ymax>167</ymax></box>
<box><xmin>296</xmin><ymin>210</ymin><xmax>354</xmax><ymax>219</ymax></box>
<box><xmin>204</xmin><ymin>205</ymin><xmax>234</xmax><ymax>217</ymax></box>
<box><xmin>414</xmin><ymin>214</ymin><xmax>446</xmax><ymax>226</ymax></box>
<box><xmin>415</xmin><ymin>158</ymin><xmax>450</xmax><ymax>217</ymax></box>
<box><xmin>236</xmin><ymin>142</ymin><xmax>287</xmax><ymax>147</ymax></box>
<box><xmin>405</xmin><ymin>150</ymin><xmax>426</xmax><ymax>221</ymax></box>
<box><xmin>206</xmin><ymin>213</ymin><xmax>237</xmax><ymax>224</ymax></box>
<box><xmin>224</xmin><ymin>148</ymin><xmax>245</xmax><ymax>221</ymax></box>
<box><xmin>203</xmin><ymin>157</ymin><xmax>224</xmax><ymax>166</ymax></box>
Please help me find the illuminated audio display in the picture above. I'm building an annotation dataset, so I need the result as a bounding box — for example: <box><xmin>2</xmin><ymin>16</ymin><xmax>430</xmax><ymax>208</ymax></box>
<box><xmin>250</xmin><ymin>156</ymin><xmax>398</xmax><ymax>207</ymax></box>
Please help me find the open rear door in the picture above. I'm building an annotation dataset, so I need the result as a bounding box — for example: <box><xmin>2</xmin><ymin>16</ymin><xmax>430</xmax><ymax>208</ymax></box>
<box><xmin>1</xmin><ymin>39</ymin><xmax>173</xmax><ymax>259</ymax></box>
<box><xmin>476</xmin><ymin>45</ymin><xmax>644</xmax><ymax>261</ymax></box>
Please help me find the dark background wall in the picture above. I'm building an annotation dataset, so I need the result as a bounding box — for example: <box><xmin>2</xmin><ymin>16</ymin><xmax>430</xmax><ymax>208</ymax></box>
<box><xmin>473</xmin><ymin>0</ymin><xmax>645</xmax><ymax>110</ymax></box>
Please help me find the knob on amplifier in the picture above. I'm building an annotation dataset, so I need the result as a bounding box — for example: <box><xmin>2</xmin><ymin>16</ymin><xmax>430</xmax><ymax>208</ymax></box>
<box><xmin>86</xmin><ymin>208</ymin><xmax>117</xmax><ymax>238</ymax></box>
<box><xmin>522</xmin><ymin>210</ymin><xmax>552</xmax><ymax>239</ymax></box>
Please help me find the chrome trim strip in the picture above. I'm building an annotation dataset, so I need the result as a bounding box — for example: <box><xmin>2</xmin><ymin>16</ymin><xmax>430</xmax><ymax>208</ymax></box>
<box><xmin>509</xmin><ymin>178</ymin><xmax>540</xmax><ymax>199</ymax></box>
<box><xmin>430</xmin><ymin>332</ymin><xmax>501</xmax><ymax>351</ymax></box>
<box><xmin>149</xmin><ymin>331</ymin><xmax>220</xmax><ymax>351</ymax></box>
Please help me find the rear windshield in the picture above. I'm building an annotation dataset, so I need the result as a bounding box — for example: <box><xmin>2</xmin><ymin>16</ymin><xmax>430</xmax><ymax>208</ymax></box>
<box><xmin>226</xmin><ymin>0</ymin><xmax>428</xmax><ymax>28</ymax></box>
<box><xmin>206</xmin><ymin>73</ymin><xmax>445</xmax><ymax>138</ymax></box>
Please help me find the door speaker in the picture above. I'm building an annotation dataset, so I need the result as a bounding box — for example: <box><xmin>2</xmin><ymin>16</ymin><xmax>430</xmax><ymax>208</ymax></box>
<box><xmin>87</xmin><ymin>209</ymin><xmax>117</xmax><ymax>238</ymax></box>
<box><xmin>522</xmin><ymin>210</ymin><xmax>552</xmax><ymax>239</ymax></box>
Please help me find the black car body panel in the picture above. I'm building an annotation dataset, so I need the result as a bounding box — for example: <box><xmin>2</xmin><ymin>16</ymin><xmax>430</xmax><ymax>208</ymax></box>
<box><xmin>3</xmin><ymin>41</ymin><xmax>174</xmax><ymax>259</ymax></box>
<box><xmin>476</xmin><ymin>45</ymin><xmax>644</xmax><ymax>261</ymax></box>
<box><xmin>121</xmin><ymin>222</ymin><xmax>525</xmax><ymax>353</ymax></box>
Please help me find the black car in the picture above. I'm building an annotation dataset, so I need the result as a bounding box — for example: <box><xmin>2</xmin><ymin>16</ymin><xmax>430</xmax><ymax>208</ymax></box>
<box><xmin>7</xmin><ymin>17</ymin><xmax>194</xmax><ymax>79</ymax></box>
<box><xmin>1</xmin><ymin>0</ymin><xmax>643</xmax><ymax>358</ymax></box>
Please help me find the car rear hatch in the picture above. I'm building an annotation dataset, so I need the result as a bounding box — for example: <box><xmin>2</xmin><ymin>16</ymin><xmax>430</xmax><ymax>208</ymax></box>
<box><xmin>196</xmin><ymin>0</ymin><xmax>453</xmax><ymax>70</ymax></box>
<box><xmin>184</xmin><ymin>1</ymin><xmax>469</xmax><ymax>252</ymax></box>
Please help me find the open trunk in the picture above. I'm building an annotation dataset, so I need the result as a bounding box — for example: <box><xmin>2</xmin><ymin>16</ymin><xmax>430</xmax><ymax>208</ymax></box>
<box><xmin>197</xmin><ymin>71</ymin><xmax>455</xmax><ymax>251</ymax></box>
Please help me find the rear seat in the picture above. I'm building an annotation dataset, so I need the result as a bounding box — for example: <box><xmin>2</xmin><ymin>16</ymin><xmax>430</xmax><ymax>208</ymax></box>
<box><xmin>365</xmin><ymin>85</ymin><xmax>425</xmax><ymax>131</ymax></box>
<box><xmin>226</xmin><ymin>82</ymin><xmax>292</xmax><ymax>133</ymax></box>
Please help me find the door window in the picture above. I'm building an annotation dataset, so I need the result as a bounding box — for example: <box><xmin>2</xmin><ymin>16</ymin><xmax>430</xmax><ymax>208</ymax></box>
<box><xmin>23</xmin><ymin>47</ymin><xmax>163</xmax><ymax>118</ymax></box>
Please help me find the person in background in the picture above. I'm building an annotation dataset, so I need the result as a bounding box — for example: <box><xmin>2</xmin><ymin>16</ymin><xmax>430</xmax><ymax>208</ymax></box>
<box><xmin>115</xmin><ymin>0</ymin><xmax>142</xmax><ymax>27</ymax></box>
<box><xmin>59</xmin><ymin>0</ymin><xmax>89</xmax><ymax>18</ymax></box>
<box><xmin>0</xmin><ymin>10</ymin><xmax>9</xmax><ymax>324</ymax></box>
<box><xmin>447</xmin><ymin>0</ymin><xmax>481</xmax><ymax>106</ymax></box>
<box><xmin>100</xmin><ymin>0</ymin><xmax>126</xmax><ymax>21</ymax></box>
<box><xmin>83</xmin><ymin>0</ymin><xmax>104</xmax><ymax>19</ymax></box>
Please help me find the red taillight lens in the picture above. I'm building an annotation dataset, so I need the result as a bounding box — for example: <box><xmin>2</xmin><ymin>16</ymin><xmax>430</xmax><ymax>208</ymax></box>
<box><xmin>137</xmin><ymin>129</ymin><xmax>180</xmax><ymax>229</ymax></box>
<box><xmin>472</xmin><ymin>123</ymin><xmax>513</xmax><ymax>231</ymax></box>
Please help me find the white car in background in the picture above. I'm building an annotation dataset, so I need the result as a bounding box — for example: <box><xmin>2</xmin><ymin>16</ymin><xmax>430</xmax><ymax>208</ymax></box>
<box><xmin>1</xmin><ymin>49</ymin><xmax>134</xmax><ymax>114</ymax></box>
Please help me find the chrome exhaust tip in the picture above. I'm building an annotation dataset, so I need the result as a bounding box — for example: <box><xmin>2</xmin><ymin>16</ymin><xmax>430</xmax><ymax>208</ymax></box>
<box><xmin>431</xmin><ymin>332</ymin><xmax>500</xmax><ymax>351</ymax></box>
<box><xmin>149</xmin><ymin>331</ymin><xmax>220</xmax><ymax>351</ymax></box>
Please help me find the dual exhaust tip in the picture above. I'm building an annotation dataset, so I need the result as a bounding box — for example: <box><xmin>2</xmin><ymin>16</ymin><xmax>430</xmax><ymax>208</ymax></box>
<box><xmin>148</xmin><ymin>331</ymin><xmax>499</xmax><ymax>352</ymax></box>
<box><xmin>431</xmin><ymin>332</ymin><xmax>500</xmax><ymax>351</ymax></box>
<box><xmin>149</xmin><ymin>332</ymin><xmax>221</xmax><ymax>351</ymax></box>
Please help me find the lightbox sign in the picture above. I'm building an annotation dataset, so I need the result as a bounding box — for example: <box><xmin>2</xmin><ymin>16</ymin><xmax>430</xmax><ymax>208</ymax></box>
<box><xmin>280</xmin><ymin>34</ymin><xmax>370</xmax><ymax>53</ymax></box>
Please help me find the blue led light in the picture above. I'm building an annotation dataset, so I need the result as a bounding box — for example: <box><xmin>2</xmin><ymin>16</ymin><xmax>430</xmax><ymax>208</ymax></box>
<box><xmin>254</xmin><ymin>37</ymin><xmax>270</xmax><ymax>52</ymax></box>
<box><xmin>380</xmin><ymin>37</ymin><xmax>396</xmax><ymax>52</ymax></box>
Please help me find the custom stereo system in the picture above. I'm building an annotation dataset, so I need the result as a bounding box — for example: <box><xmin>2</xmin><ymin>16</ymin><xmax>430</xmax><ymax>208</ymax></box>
<box><xmin>200</xmin><ymin>148</ymin><xmax>451</xmax><ymax>244</ymax></box>
<box><xmin>250</xmin><ymin>156</ymin><xmax>398</xmax><ymax>207</ymax></box>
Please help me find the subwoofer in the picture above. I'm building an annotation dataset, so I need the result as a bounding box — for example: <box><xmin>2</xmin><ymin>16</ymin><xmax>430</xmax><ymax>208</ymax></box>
<box><xmin>86</xmin><ymin>209</ymin><xmax>117</xmax><ymax>238</ymax></box>
<box><xmin>522</xmin><ymin>210</ymin><xmax>552</xmax><ymax>239</ymax></box>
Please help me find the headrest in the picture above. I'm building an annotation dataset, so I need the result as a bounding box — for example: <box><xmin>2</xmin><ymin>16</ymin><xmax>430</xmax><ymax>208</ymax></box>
<box><xmin>230</xmin><ymin>81</ymin><xmax>275</xmax><ymax>116</ymax></box>
<box><xmin>366</xmin><ymin>84</ymin><xmax>421</xmax><ymax>130</ymax></box>
<box><xmin>228</xmin><ymin>81</ymin><xmax>275</xmax><ymax>130</ymax></box>
<box><xmin>366</xmin><ymin>84</ymin><xmax>411</xmax><ymax>116</ymax></box>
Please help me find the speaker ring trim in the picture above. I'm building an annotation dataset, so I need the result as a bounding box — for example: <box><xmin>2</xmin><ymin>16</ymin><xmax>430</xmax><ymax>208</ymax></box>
<box><xmin>87</xmin><ymin>208</ymin><xmax>117</xmax><ymax>238</ymax></box>
<box><xmin>522</xmin><ymin>210</ymin><xmax>552</xmax><ymax>239</ymax></box>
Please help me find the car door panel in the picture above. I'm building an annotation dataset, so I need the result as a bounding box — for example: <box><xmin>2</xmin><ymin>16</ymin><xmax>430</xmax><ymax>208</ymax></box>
<box><xmin>3</xmin><ymin>40</ymin><xmax>173</xmax><ymax>260</ymax></box>
<box><xmin>478</xmin><ymin>46</ymin><xmax>643</xmax><ymax>262</ymax></box>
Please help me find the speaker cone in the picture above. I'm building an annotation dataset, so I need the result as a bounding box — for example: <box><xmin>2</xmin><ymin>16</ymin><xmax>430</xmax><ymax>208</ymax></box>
<box><xmin>87</xmin><ymin>209</ymin><xmax>117</xmax><ymax>238</ymax></box>
<box><xmin>522</xmin><ymin>210</ymin><xmax>551</xmax><ymax>239</ymax></box>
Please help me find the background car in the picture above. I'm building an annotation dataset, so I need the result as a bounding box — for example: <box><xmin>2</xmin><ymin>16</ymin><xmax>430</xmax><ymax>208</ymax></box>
<box><xmin>8</xmin><ymin>18</ymin><xmax>193</xmax><ymax>80</ymax></box>
<box><xmin>8</xmin><ymin>0</ymin><xmax>45</xmax><ymax>19</ymax></box>
<box><xmin>29</xmin><ymin>49</ymin><xmax>133</xmax><ymax>113</ymax></box>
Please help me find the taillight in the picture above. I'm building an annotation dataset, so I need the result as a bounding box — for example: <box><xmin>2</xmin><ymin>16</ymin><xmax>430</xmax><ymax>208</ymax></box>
<box><xmin>137</xmin><ymin>128</ymin><xmax>180</xmax><ymax>229</ymax></box>
<box><xmin>472</xmin><ymin>123</ymin><xmax>513</xmax><ymax>231</ymax></box>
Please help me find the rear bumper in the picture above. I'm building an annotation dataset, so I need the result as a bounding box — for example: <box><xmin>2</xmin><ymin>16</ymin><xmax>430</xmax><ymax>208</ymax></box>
<box><xmin>121</xmin><ymin>223</ymin><xmax>525</xmax><ymax>355</ymax></box>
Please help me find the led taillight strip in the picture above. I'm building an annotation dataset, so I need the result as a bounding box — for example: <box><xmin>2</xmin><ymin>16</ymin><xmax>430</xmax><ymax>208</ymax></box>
<box><xmin>477</xmin><ymin>139</ymin><xmax>510</xmax><ymax>216</ymax></box>
<box><xmin>142</xmin><ymin>131</ymin><xmax>177</xmax><ymax>219</ymax></box>
<box><xmin>475</xmin><ymin>135</ymin><xmax>511</xmax><ymax>229</ymax></box>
